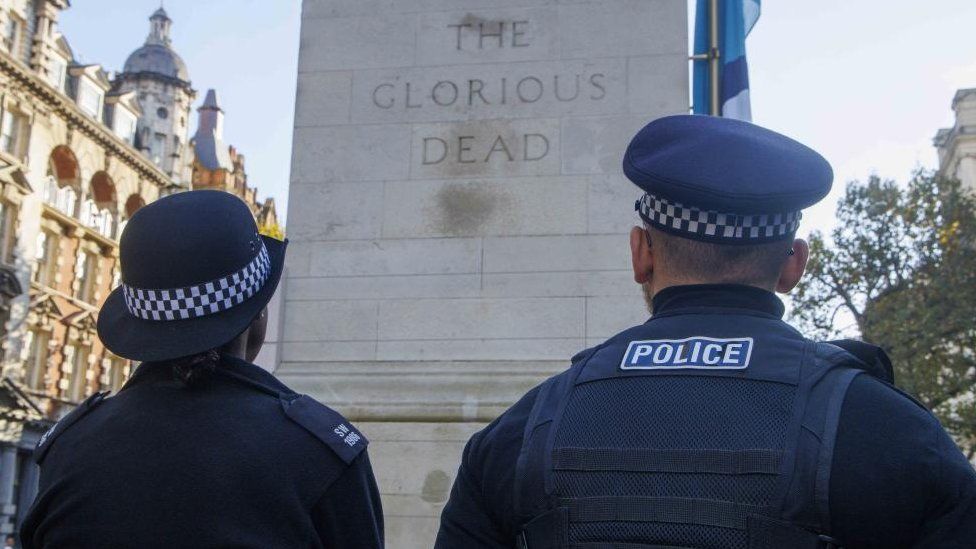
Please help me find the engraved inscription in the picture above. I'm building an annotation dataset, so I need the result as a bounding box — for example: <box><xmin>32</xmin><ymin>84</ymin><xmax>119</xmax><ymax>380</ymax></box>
<box><xmin>416</xmin><ymin>8</ymin><xmax>558</xmax><ymax>66</ymax></box>
<box><xmin>411</xmin><ymin>119</ymin><xmax>560</xmax><ymax>178</ymax></box>
<box><xmin>421</xmin><ymin>133</ymin><xmax>550</xmax><ymax>165</ymax></box>
<box><xmin>448</xmin><ymin>19</ymin><xmax>531</xmax><ymax>50</ymax></box>
<box><xmin>351</xmin><ymin>60</ymin><xmax>626</xmax><ymax>123</ymax></box>
<box><xmin>371</xmin><ymin>73</ymin><xmax>606</xmax><ymax>111</ymax></box>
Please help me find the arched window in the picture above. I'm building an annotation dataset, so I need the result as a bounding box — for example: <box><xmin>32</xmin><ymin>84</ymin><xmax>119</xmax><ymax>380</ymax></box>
<box><xmin>124</xmin><ymin>194</ymin><xmax>145</xmax><ymax>218</ymax></box>
<box><xmin>44</xmin><ymin>176</ymin><xmax>78</xmax><ymax>216</ymax></box>
<box><xmin>83</xmin><ymin>172</ymin><xmax>118</xmax><ymax>237</ymax></box>
<box><xmin>118</xmin><ymin>194</ymin><xmax>146</xmax><ymax>238</ymax></box>
<box><xmin>46</xmin><ymin>146</ymin><xmax>81</xmax><ymax>216</ymax></box>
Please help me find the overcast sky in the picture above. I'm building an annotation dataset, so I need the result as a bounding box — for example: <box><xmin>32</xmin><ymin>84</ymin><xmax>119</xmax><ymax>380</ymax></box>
<box><xmin>59</xmin><ymin>1</ymin><xmax>976</xmax><ymax>232</ymax></box>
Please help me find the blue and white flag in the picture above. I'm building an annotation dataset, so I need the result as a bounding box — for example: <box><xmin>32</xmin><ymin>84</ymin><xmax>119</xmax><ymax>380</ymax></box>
<box><xmin>693</xmin><ymin>0</ymin><xmax>761</xmax><ymax>120</ymax></box>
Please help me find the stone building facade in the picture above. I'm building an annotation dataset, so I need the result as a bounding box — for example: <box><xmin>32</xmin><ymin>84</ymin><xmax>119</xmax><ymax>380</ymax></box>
<box><xmin>0</xmin><ymin>1</ymin><xmax>277</xmax><ymax>539</ymax></box>
<box><xmin>935</xmin><ymin>88</ymin><xmax>976</xmax><ymax>191</ymax></box>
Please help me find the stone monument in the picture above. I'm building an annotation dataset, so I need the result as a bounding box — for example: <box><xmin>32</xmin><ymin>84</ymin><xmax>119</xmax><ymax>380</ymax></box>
<box><xmin>281</xmin><ymin>1</ymin><xmax>688</xmax><ymax>546</ymax></box>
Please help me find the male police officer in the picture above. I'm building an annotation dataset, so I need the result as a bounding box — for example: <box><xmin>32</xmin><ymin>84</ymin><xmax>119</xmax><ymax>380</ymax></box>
<box><xmin>435</xmin><ymin>115</ymin><xmax>976</xmax><ymax>548</ymax></box>
<box><xmin>21</xmin><ymin>191</ymin><xmax>383</xmax><ymax>548</ymax></box>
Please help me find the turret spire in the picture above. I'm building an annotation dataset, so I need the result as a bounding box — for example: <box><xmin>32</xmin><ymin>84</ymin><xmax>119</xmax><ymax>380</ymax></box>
<box><xmin>147</xmin><ymin>7</ymin><xmax>172</xmax><ymax>46</ymax></box>
<box><xmin>197</xmin><ymin>89</ymin><xmax>224</xmax><ymax>139</ymax></box>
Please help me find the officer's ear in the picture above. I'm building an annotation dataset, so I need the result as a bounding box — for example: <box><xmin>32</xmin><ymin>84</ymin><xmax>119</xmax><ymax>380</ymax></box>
<box><xmin>244</xmin><ymin>307</ymin><xmax>269</xmax><ymax>363</ymax></box>
<box><xmin>630</xmin><ymin>226</ymin><xmax>654</xmax><ymax>284</ymax></box>
<box><xmin>776</xmin><ymin>238</ymin><xmax>809</xmax><ymax>293</ymax></box>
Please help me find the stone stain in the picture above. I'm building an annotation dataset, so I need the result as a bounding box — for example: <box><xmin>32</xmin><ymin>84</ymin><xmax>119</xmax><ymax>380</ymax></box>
<box><xmin>434</xmin><ymin>182</ymin><xmax>510</xmax><ymax>236</ymax></box>
<box><xmin>421</xmin><ymin>469</ymin><xmax>451</xmax><ymax>503</ymax></box>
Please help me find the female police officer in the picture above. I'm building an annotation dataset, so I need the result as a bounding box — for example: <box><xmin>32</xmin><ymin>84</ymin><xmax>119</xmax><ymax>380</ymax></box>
<box><xmin>21</xmin><ymin>191</ymin><xmax>383</xmax><ymax>548</ymax></box>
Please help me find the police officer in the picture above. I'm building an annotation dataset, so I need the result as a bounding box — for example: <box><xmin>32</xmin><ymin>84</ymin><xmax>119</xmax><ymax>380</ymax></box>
<box><xmin>435</xmin><ymin>115</ymin><xmax>976</xmax><ymax>548</ymax></box>
<box><xmin>21</xmin><ymin>191</ymin><xmax>384</xmax><ymax>548</ymax></box>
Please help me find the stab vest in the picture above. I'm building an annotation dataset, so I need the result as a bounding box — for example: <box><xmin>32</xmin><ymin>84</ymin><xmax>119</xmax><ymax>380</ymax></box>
<box><xmin>513</xmin><ymin>307</ymin><xmax>896</xmax><ymax>549</ymax></box>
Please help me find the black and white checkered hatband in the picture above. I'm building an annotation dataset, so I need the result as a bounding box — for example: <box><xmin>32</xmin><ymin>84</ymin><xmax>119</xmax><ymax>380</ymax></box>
<box><xmin>635</xmin><ymin>193</ymin><xmax>801</xmax><ymax>243</ymax></box>
<box><xmin>122</xmin><ymin>242</ymin><xmax>272</xmax><ymax>321</ymax></box>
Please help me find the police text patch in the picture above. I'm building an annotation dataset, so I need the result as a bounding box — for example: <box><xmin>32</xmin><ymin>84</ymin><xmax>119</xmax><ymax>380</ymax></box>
<box><xmin>620</xmin><ymin>337</ymin><xmax>753</xmax><ymax>370</ymax></box>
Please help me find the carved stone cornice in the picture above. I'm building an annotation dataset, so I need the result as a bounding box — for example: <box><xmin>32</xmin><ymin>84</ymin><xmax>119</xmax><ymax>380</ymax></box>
<box><xmin>41</xmin><ymin>204</ymin><xmax>118</xmax><ymax>251</ymax></box>
<box><xmin>0</xmin><ymin>50</ymin><xmax>171</xmax><ymax>190</ymax></box>
<box><xmin>276</xmin><ymin>360</ymin><xmax>568</xmax><ymax>422</ymax></box>
<box><xmin>0</xmin><ymin>153</ymin><xmax>33</xmax><ymax>195</ymax></box>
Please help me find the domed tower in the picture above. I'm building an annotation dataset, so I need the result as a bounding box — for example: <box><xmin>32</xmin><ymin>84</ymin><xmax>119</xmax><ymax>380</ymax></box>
<box><xmin>113</xmin><ymin>7</ymin><xmax>195</xmax><ymax>186</ymax></box>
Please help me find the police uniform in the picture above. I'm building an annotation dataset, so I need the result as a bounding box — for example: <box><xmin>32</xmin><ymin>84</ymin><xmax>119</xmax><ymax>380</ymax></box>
<box><xmin>20</xmin><ymin>191</ymin><xmax>384</xmax><ymax>548</ymax></box>
<box><xmin>434</xmin><ymin>116</ymin><xmax>976</xmax><ymax>549</ymax></box>
<box><xmin>21</xmin><ymin>355</ymin><xmax>382</xmax><ymax>548</ymax></box>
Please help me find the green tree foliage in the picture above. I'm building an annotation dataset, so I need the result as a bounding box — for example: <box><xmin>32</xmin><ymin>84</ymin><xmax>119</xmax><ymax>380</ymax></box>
<box><xmin>791</xmin><ymin>171</ymin><xmax>976</xmax><ymax>457</ymax></box>
<box><xmin>259</xmin><ymin>221</ymin><xmax>285</xmax><ymax>241</ymax></box>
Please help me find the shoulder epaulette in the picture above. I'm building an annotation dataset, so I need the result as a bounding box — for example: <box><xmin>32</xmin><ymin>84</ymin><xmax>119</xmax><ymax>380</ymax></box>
<box><xmin>570</xmin><ymin>345</ymin><xmax>599</xmax><ymax>365</ymax></box>
<box><xmin>280</xmin><ymin>394</ymin><xmax>368</xmax><ymax>465</ymax></box>
<box><xmin>822</xmin><ymin>340</ymin><xmax>929</xmax><ymax>411</ymax></box>
<box><xmin>35</xmin><ymin>391</ymin><xmax>108</xmax><ymax>465</ymax></box>
<box><xmin>826</xmin><ymin>339</ymin><xmax>895</xmax><ymax>383</ymax></box>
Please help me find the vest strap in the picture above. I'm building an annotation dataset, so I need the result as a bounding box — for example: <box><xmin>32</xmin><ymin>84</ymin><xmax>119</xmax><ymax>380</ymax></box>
<box><xmin>562</xmin><ymin>496</ymin><xmax>762</xmax><ymax>530</ymax></box>
<box><xmin>569</xmin><ymin>542</ymin><xmax>696</xmax><ymax>549</ymax></box>
<box><xmin>553</xmin><ymin>448</ymin><xmax>782</xmax><ymax>475</ymax></box>
<box><xmin>813</xmin><ymin>364</ymin><xmax>861</xmax><ymax>535</ymax></box>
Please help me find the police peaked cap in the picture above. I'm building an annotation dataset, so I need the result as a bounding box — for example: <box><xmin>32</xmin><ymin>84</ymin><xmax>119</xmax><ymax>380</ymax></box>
<box><xmin>624</xmin><ymin>115</ymin><xmax>833</xmax><ymax>243</ymax></box>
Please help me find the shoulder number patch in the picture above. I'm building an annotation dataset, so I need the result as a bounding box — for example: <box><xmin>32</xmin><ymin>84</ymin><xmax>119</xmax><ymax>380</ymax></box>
<box><xmin>281</xmin><ymin>394</ymin><xmax>368</xmax><ymax>465</ymax></box>
<box><xmin>333</xmin><ymin>423</ymin><xmax>363</xmax><ymax>448</ymax></box>
<box><xmin>621</xmin><ymin>337</ymin><xmax>753</xmax><ymax>370</ymax></box>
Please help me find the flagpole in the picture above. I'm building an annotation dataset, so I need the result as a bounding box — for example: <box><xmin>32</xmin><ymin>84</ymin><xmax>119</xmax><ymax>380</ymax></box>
<box><xmin>708</xmin><ymin>0</ymin><xmax>720</xmax><ymax>115</ymax></box>
<box><xmin>690</xmin><ymin>0</ymin><xmax>722</xmax><ymax>115</ymax></box>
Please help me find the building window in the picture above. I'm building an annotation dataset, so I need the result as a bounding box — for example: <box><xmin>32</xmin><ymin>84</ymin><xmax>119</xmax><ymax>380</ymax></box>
<box><xmin>33</xmin><ymin>230</ymin><xmax>57</xmax><ymax>286</ymax></box>
<box><xmin>113</xmin><ymin>107</ymin><xmax>137</xmax><ymax>144</ymax></box>
<box><xmin>60</xmin><ymin>344</ymin><xmax>90</xmax><ymax>401</ymax></box>
<box><xmin>44</xmin><ymin>176</ymin><xmax>78</xmax><ymax>216</ymax></box>
<box><xmin>58</xmin><ymin>344</ymin><xmax>74</xmax><ymax>399</ymax></box>
<box><xmin>80</xmin><ymin>198</ymin><xmax>114</xmax><ymax>237</ymax></box>
<box><xmin>74</xmin><ymin>250</ymin><xmax>97</xmax><ymax>302</ymax></box>
<box><xmin>76</xmin><ymin>78</ymin><xmax>103</xmax><ymax>119</ymax></box>
<box><xmin>0</xmin><ymin>107</ymin><xmax>29</xmax><ymax>158</ymax></box>
<box><xmin>0</xmin><ymin>200</ymin><xmax>15</xmax><ymax>264</ymax></box>
<box><xmin>47</xmin><ymin>55</ymin><xmax>68</xmax><ymax>90</ymax></box>
<box><xmin>156</xmin><ymin>107</ymin><xmax>168</xmax><ymax>119</ymax></box>
<box><xmin>153</xmin><ymin>132</ymin><xmax>166</xmax><ymax>165</ymax></box>
<box><xmin>3</xmin><ymin>13</ymin><xmax>23</xmax><ymax>59</ymax></box>
<box><xmin>73</xmin><ymin>346</ymin><xmax>91</xmax><ymax>401</ymax></box>
<box><xmin>100</xmin><ymin>356</ymin><xmax>130</xmax><ymax>393</ymax></box>
<box><xmin>23</xmin><ymin>330</ymin><xmax>50</xmax><ymax>390</ymax></box>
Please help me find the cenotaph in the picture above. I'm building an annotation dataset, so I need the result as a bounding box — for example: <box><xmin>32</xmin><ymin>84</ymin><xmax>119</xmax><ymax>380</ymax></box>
<box><xmin>281</xmin><ymin>1</ymin><xmax>688</xmax><ymax>545</ymax></box>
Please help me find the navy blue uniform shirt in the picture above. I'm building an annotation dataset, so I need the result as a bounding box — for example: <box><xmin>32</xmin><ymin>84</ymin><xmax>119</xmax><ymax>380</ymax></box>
<box><xmin>435</xmin><ymin>285</ymin><xmax>976</xmax><ymax>549</ymax></box>
<box><xmin>21</xmin><ymin>355</ymin><xmax>384</xmax><ymax>549</ymax></box>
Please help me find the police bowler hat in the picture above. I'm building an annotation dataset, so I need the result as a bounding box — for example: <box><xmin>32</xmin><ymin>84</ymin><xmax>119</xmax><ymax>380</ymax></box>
<box><xmin>97</xmin><ymin>190</ymin><xmax>287</xmax><ymax>362</ymax></box>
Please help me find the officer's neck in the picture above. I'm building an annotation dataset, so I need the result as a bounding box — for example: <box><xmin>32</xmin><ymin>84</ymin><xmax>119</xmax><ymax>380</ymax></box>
<box><xmin>650</xmin><ymin>276</ymin><xmax>776</xmax><ymax>298</ymax></box>
<box><xmin>646</xmin><ymin>275</ymin><xmax>776</xmax><ymax>311</ymax></box>
<box><xmin>222</xmin><ymin>335</ymin><xmax>248</xmax><ymax>361</ymax></box>
<box><xmin>648</xmin><ymin>282</ymin><xmax>785</xmax><ymax>318</ymax></box>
